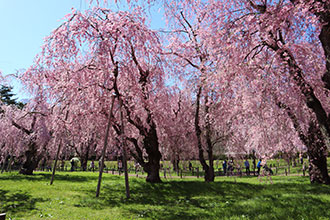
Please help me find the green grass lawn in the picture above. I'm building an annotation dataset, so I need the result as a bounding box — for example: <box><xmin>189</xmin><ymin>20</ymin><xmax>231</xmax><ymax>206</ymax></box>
<box><xmin>0</xmin><ymin>172</ymin><xmax>329</xmax><ymax>220</ymax></box>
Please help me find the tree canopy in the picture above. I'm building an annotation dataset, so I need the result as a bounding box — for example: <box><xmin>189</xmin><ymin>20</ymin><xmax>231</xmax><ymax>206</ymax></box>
<box><xmin>0</xmin><ymin>0</ymin><xmax>329</xmax><ymax>184</ymax></box>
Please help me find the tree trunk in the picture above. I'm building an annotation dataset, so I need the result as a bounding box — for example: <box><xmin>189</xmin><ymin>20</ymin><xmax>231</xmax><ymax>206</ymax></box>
<box><xmin>320</xmin><ymin>23</ymin><xmax>330</xmax><ymax>91</ymax></box>
<box><xmin>171</xmin><ymin>154</ymin><xmax>180</xmax><ymax>172</ymax></box>
<box><xmin>171</xmin><ymin>158</ymin><xmax>176</xmax><ymax>171</ymax></box>
<box><xmin>278</xmin><ymin>101</ymin><xmax>329</xmax><ymax>184</ymax></box>
<box><xmin>291</xmin><ymin>0</ymin><xmax>330</xmax><ymax>91</ymax></box>
<box><xmin>144</xmin><ymin>160</ymin><xmax>161</xmax><ymax>183</ymax></box>
<box><xmin>288</xmin><ymin>0</ymin><xmax>330</xmax><ymax>88</ymax></box>
<box><xmin>81</xmin><ymin>145</ymin><xmax>90</xmax><ymax>171</ymax></box>
<box><xmin>119</xmin><ymin>98</ymin><xmax>130</xmax><ymax>199</ymax></box>
<box><xmin>194</xmin><ymin>86</ymin><xmax>214</xmax><ymax>182</ymax></box>
<box><xmin>315</xmin><ymin>1</ymin><xmax>330</xmax><ymax>91</ymax></box>
<box><xmin>308</xmin><ymin>151</ymin><xmax>329</xmax><ymax>184</ymax></box>
<box><xmin>7</xmin><ymin>154</ymin><xmax>13</xmax><ymax>172</ymax></box>
<box><xmin>204</xmin><ymin>166</ymin><xmax>215</xmax><ymax>182</ymax></box>
<box><xmin>307</xmin><ymin>122</ymin><xmax>330</xmax><ymax>185</ymax></box>
<box><xmin>118</xmin><ymin>109</ymin><xmax>162</xmax><ymax>183</ymax></box>
<box><xmin>1</xmin><ymin>154</ymin><xmax>8</xmax><ymax>173</ymax></box>
<box><xmin>122</xmin><ymin>147</ymin><xmax>130</xmax><ymax>198</ymax></box>
<box><xmin>267</xmin><ymin>30</ymin><xmax>330</xmax><ymax>150</ymax></box>
<box><xmin>142</xmin><ymin>122</ymin><xmax>162</xmax><ymax>183</ymax></box>
<box><xmin>19</xmin><ymin>142</ymin><xmax>41</xmax><ymax>175</ymax></box>
<box><xmin>205</xmin><ymin>95</ymin><xmax>215</xmax><ymax>182</ymax></box>
<box><xmin>318</xmin><ymin>20</ymin><xmax>330</xmax><ymax>149</ymax></box>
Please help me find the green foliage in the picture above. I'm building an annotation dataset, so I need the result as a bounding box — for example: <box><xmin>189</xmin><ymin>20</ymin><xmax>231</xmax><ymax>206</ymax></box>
<box><xmin>0</xmin><ymin>85</ymin><xmax>17</xmax><ymax>105</ymax></box>
<box><xmin>0</xmin><ymin>172</ymin><xmax>329</xmax><ymax>219</ymax></box>
<box><xmin>0</xmin><ymin>85</ymin><xmax>25</xmax><ymax>109</ymax></box>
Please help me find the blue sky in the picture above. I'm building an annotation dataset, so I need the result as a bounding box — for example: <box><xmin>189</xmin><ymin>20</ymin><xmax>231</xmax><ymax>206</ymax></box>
<box><xmin>0</xmin><ymin>0</ymin><xmax>164</xmax><ymax>100</ymax></box>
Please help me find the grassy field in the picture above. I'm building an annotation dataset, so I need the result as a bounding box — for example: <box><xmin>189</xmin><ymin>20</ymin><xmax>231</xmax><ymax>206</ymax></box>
<box><xmin>0</xmin><ymin>172</ymin><xmax>329</xmax><ymax>220</ymax></box>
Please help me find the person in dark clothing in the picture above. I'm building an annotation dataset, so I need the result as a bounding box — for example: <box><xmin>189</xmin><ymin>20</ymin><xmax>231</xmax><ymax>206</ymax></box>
<box><xmin>222</xmin><ymin>160</ymin><xmax>227</xmax><ymax>175</ymax></box>
<box><xmin>263</xmin><ymin>163</ymin><xmax>273</xmax><ymax>175</ymax></box>
<box><xmin>244</xmin><ymin>159</ymin><xmax>250</xmax><ymax>176</ymax></box>
<box><xmin>70</xmin><ymin>160</ymin><xmax>75</xmax><ymax>172</ymax></box>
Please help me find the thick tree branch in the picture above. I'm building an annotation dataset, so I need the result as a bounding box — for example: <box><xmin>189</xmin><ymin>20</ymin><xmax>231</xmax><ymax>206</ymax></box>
<box><xmin>276</xmin><ymin>101</ymin><xmax>308</xmax><ymax>145</ymax></box>
<box><xmin>264</xmin><ymin>36</ymin><xmax>330</xmax><ymax>147</ymax></box>
<box><xmin>127</xmin><ymin>137</ymin><xmax>145</xmax><ymax>166</ymax></box>
<box><xmin>12</xmin><ymin>120</ymin><xmax>32</xmax><ymax>135</ymax></box>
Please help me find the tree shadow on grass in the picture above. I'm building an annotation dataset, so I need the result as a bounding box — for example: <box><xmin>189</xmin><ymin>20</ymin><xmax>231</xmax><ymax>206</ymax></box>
<box><xmin>76</xmin><ymin>178</ymin><xmax>330</xmax><ymax>220</ymax></box>
<box><xmin>0</xmin><ymin>172</ymin><xmax>105</xmax><ymax>183</ymax></box>
<box><xmin>0</xmin><ymin>189</ymin><xmax>46</xmax><ymax>215</ymax></box>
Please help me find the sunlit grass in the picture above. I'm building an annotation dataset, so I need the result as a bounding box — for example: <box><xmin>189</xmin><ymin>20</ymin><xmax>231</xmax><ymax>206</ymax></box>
<box><xmin>0</xmin><ymin>172</ymin><xmax>329</xmax><ymax>219</ymax></box>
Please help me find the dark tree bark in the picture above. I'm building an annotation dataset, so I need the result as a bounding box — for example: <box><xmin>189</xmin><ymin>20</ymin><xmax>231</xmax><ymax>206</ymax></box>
<box><xmin>204</xmin><ymin>95</ymin><xmax>215</xmax><ymax>182</ymax></box>
<box><xmin>115</xmin><ymin>95</ymin><xmax>162</xmax><ymax>183</ymax></box>
<box><xmin>306</xmin><ymin>122</ymin><xmax>330</xmax><ymax>184</ymax></box>
<box><xmin>119</xmin><ymin>99</ymin><xmax>130</xmax><ymax>198</ymax></box>
<box><xmin>171</xmin><ymin>154</ymin><xmax>180</xmax><ymax>172</ymax></box>
<box><xmin>264</xmin><ymin>27</ymin><xmax>330</xmax><ymax>185</ymax></box>
<box><xmin>113</xmin><ymin>47</ymin><xmax>163</xmax><ymax>183</ymax></box>
<box><xmin>254</xmin><ymin>1</ymin><xmax>330</xmax><ymax>149</ymax></box>
<box><xmin>80</xmin><ymin>144</ymin><xmax>90</xmax><ymax>171</ymax></box>
<box><xmin>125</xmin><ymin>116</ymin><xmax>162</xmax><ymax>183</ymax></box>
<box><xmin>319</xmin><ymin>22</ymin><xmax>330</xmax><ymax>91</ymax></box>
<box><xmin>124</xmin><ymin>119</ymin><xmax>162</xmax><ymax>183</ymax></box>
<box><xmin>75</xmin><ymin>137</ymin><xmax>96</xmax><ymax>172</ymax></box>
<box><xmin>290</xmin><ymin>0</ymin><xmax>330</xmax><ymax>91</ymax></box>
<box><xmin>171</xmin><ymin>98</ymin><xmax>182</xmax><ymax>174</ymax></box>
<box><xmin>277</xmin><ymin>101</ymin><xmax>329</xmax><ymax>184</ymax></box>
<box><xmin>194</xmin><ymin>87</ymin><xmax>214</xmax><ymax>182</ymax></box>
<box><xmin>11</xmin><ymin>116</ymin><xmax>45</xmax><ymax>175</ymax></box>
<box><xmin>253</xmin><ymin>0</ymin><xmax>330</xmax><ymax>184</ymax></box>
<box><xmin>19</xmin><ymin>142</ymin><xmax>42</xmax><ymax>175</ymax></box>
<box><xmin>266</xmin><ymin>37</ymin><xmax>330</xmax><ymax>144</ymax></box>
<box><xmin>142</xmin><ymin>122</ymin><xmax>162</xmax><ymax>183</ymax></box>
<box><xmin>1</xmin><ymin>152</ymin><xmax>9</xmax><ymax>173</ymax></box>
<box><xmin>113</xmin><ymin>97</ymin><xmax>162</xmax><ymax>183</ymax></box>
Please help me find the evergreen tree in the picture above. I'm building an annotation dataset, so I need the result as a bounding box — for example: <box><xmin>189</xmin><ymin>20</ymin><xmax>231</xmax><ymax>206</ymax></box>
<box><xmin>0</xmin><ymin>85</ymin><xmax>25</xmax><ymax>109</ymax></box>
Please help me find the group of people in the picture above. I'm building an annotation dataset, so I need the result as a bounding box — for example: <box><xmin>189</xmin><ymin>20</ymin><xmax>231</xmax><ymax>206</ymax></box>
<box><xmin>222</xmin><ymin>158</ymin><xmax>273</xmax><ymax>176</ymax></box>
<box><xmin>71</xmin><ymin>157</ymin><xmax>275</xmax><ymax>176</ymax></box>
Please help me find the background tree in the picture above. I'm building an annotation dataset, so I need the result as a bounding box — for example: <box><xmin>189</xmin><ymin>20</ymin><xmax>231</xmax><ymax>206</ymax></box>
<box><xmin>22</xmin><ymin>8</ymin><xmax>169</xmax><ymax>183</ymax></box>
<box><xmin>90</xmin><ymin>0</ymin><xmax>329</xmax><ymax>184</ymax></box>
<box><xmin>0</xmin><ymin>85</ymin><xmax>25</xmax><ymax>109</ymax></box>
<box><xmin>0</xmin><ymin>98</ymin><xmax>51</xmax><ymax>175</ymax></box>
<box><xmin>199</xmin><ymin>0</ymin><xmax>329</xmax><ymax>184</ymax></box>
